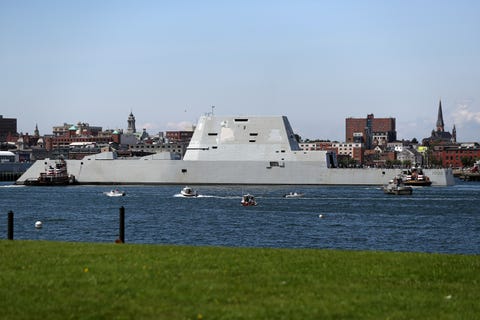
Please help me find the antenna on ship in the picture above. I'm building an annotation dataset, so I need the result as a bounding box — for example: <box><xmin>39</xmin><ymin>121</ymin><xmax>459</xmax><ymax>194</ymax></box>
<box><xmin>211</xmin><ymin>105</ymin><xmax>215</xmax><ymax>116</ymax></box>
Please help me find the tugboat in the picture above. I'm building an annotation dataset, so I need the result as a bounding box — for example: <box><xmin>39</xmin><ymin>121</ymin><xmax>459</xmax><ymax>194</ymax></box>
<box><xmin>383</xmin><ymin>176</ymin><xmax>413</xmax><ymax>195</ymax></box>
<box><xmin>241</xmin><ymin>194</ymin><xmax>257</xmax><ymax>206</ymax></box>
<box><xmin>180</xmin><ymin>186</ymin><xmax>198</xmax><ymax>197</ymax></box>
<box><xmin>402</xmin><ymin>167</ymin><xmax>432</xmax><ymax>186</ymax></box>
<box><xmin>24</xmin><ymin>158</ymin><xmax>75</xmax><ymax>186</ymax></box>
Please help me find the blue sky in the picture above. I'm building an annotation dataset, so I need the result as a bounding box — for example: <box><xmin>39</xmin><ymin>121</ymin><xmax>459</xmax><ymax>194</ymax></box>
<box><xmin>1</xmin><ymin>0</ymin><xmax>479</xmax><ymax>142</ymax></box>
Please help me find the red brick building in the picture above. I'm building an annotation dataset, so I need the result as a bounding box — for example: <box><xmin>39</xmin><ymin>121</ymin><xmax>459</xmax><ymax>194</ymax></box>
<box><xmin>0</xmin><ymin>115</ymin><xmax>17</xmax><ymax>142</ymax></box>
<box><xmin>346</xmin><ymin>114</ymin><xmax>396</xmax><ymax>149</ymax></box>
<box><xmin>45</xmin><ymin>123</ymin><xmax>117</xmax><ymax>152</ymax></box>
<box><xmin>431</xmin><ymin>144</ymin><xmax>480</xmax><ymax>168</ymax></box>
<box><xmin>331</xmin><ymin>142</ymin><xmax>364</xmax><ymax>164</ymax></box>
<box><xmin>166</xmin><ymin>131</ymin><xmax>194</xmax><ymax>143</ymax></box>
<box><xmin>52</xmin><ymin>122</ymin><xmax>103</xmax><ymax>137</ymax></box>
<box><xmin>299</xmin><ymin>141</ymin><xmax>336</xmax><ymax>151</ymax></box>
<box><xmin>44</xmin><ymin>135</ymin><xmax>116</xmax><ymax>152</ymax></box>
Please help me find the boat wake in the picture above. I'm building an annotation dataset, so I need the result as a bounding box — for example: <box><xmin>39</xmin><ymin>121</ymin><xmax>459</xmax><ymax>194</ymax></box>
<box><xmin>0</xmin><ymin>184</ymin><xmax>25</xmax><ymax>188</ymax></box>
<box><xmin>174</xmin><ymin>194</ymin><xmax>240</xmax><ymax>199</ymax></box>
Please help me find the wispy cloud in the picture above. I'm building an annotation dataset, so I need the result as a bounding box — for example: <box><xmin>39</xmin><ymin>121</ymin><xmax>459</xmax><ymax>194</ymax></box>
<box><xmin>140</xmin><ymin>122</ymin><xmax>159</xmax><ymax>131</ymax></box>
<box><xmin>166</xmin><ymin>121</ymin><xmax>194</xmax><ymax>131</ymax></box>
<box><xmin>451</xmin><ymin>101</ymin><xmax>480</xmax><ymax>127</ymax></box>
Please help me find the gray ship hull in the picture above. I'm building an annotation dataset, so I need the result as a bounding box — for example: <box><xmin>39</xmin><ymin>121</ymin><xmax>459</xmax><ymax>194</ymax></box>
<box><xmin>16</xmin><ymin>157</ymin><xmax>454</xmax><ymax>186</ymax></box>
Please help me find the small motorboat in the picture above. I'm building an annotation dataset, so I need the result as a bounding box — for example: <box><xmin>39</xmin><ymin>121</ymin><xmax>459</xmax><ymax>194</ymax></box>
<box><xmin>180</xmin><ymin>186</ymin><xmax>198</xmax><ymax>197</ymax></box>
<box><xmin>241</xmin><ymin>194</ymin><xmax>257</xmax><ymax>206</ymax></box>
<box><xmin>104</xmin><ymin>189</ymin><xmax>126</xmax><ymax>197</ymax></box>
<box><xmin>283</xmin><ymin>192</ymin><xmax>304</xmax><ymax>198</ymax></box>
<box><xmin>383</xmin><ymin>176</ymin><xmax>413</xmax><ymax>195</ymax></box>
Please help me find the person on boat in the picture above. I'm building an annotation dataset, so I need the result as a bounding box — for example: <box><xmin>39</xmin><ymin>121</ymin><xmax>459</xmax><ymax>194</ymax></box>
<box><xmin>242</xmin><ymin>194</ymin><xmax>256</xmax><ymax>206</ymax></box>
<box><xmin>411</xmin><ymin>170</ymin><xmax>418</xmax><ymax>180</ymax></box>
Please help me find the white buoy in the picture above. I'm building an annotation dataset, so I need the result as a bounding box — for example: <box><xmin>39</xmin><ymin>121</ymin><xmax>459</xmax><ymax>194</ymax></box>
<box><xmin>318</xmin><ymin>214</ymin><xmax>324</xmax><ymax>219</ymax></box>
<box><xmin>35</xmin><ymin>221</ymin><xmax>43</xmax><ymax>229</ymax></box>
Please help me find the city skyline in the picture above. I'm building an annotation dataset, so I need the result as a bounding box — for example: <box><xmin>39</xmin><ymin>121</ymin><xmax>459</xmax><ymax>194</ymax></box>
<box><xmin>1</xmin><ymin>1</ymin><xmax>479</xmax><ymax>142</ymax></box>
<box><xmin>4</xmin><ymin>104</ymin><xmax>459</xmax><ymax>144</ymax></box>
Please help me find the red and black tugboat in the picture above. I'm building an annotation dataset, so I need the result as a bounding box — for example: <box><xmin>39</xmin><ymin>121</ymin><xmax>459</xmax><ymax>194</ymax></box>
<box><xmin>402</xmin><ymin>167</ymin><xmax>432</xmax><ymax>186</ymax></box>
<box><xmin>24</xmin><ymin>158</ymin><xmax>75</xmax><ymax>186</ymax></box>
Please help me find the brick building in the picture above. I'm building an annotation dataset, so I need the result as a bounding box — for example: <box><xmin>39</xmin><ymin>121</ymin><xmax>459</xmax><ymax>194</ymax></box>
<box><xmin>44</xmin><ymin>135</ymin><xmax>117</xmax><ymax>152</ymax></box>
<box><xmin>431</xmin><ymin>143</ymin><xmax>480</xmax><ymax>168</ymax></box>
<box><xmin>52</xmin><ymin>122</ymin><xmax>102</xmax><ymax>137</ymax></box>
<box><xmin>0</xmin><ymin>115</ymin><xmax>17</xmax><ymax>142</ymax></box>
<box><xmin>331</xmin><ymin>142</ymin><xmax>364</xmax><ymax>164</ymax></box>
<box><xmin>363</xmin><ymin>148</ymin><xmax>396</xmax><ymax>167</ymax></box>
<box><xmin>345</xmin><ymin>114</ymin><xmax>396</xmax><ymax>149</ymax></box>
<box><xmin>166</xmin><ymin>131</ymin><xmax>194</xmax><ymax>143</ymax></box>
<box><xmin>298</xmin><ymin>141</ymin><xmax>336</xmax><ymax>151</ymax></box>
<box><xmin>45</xmin><ymin>122</ymin><xmax>117</xmax><ymax>153</ymax></box>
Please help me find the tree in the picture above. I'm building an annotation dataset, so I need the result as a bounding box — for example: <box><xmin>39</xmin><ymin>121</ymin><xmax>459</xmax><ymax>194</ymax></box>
<box><xmin>402</xmin><ymin>160</ymin><xmax>412</xmax><ymax>168</ymax></box>
<box><xmin>461</xmin><ymin>156</ymin><xmax>475</xmax><ymax>168</ymax></box>
<box><xmin>430</xmin><ymin>155</ymin><xmax>443</xmax><ymax>168</ymax></box>
<box><xmin>338</xmin><ymin>156</ymin><xmax>357</xmax><ymax>168</ymax></box>
<box><xmin>393</xmin><ymin>159</ymin><xmax>402</xmax><ymax>167</ymax></box>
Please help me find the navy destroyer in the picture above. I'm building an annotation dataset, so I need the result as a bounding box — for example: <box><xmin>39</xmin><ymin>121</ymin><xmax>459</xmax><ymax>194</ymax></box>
<box><xmin>16</xmin><ymin>115</ymin><xmax>455</xmax><ymax>186</ymax></box>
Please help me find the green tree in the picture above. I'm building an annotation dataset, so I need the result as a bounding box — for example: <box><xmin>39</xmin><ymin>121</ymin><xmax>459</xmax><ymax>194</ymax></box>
<box><xmin>338</xmin><ymin>156</ymin><xmax>357</xmax><ymax>168</ymax></box>
<box><xmin>393</xmin><ymin>159</ymin><xmax>402</xmax><ymax>167</ymax></box>
<box><xmin>460</xmin><ymin>156</ymin><xmax>475</xmax><ymax>168</ymax></box>
<box><xmin>402</xmin><ymin>160</ymin><xmax>412</xmax><ymax>168</ymax></box>
<box><xmin>430</xmin><ymin>155</ymin><xmax>443</xmax><ymax>168</ymax></box>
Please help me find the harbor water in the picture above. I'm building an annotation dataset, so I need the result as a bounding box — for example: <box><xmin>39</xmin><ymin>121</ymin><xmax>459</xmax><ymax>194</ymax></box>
<box><xmin>1</xmin><ymin>181</ymin><xmax>479</xmax><ymax>254</ymax></box>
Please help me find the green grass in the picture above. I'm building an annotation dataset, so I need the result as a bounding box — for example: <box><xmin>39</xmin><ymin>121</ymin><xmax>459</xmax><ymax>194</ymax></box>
<box><xmin>0</xmin><ymin>240</ymin><xmax>479</xmax><ymax>319</ymax></box>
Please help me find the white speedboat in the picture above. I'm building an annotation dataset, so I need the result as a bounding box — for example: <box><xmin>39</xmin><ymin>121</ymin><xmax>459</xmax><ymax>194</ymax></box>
<box><xmin>104</xmin><ymin>189</ymin><xmax>126</xmax><ymax>197</ymax></box>
<box><xmin>241</xmin><ymin>194</ymin><xmax>257</xmax><ymax>206</ymax></box>
<box><xmin>283</xmin><ymin>192</ymin><xmax>304</xmax><ymax>198</ymax></box>
<box><xmin>383</xmin><ymin>176</ymin><xmax>413</xmax><ymax>195</ymax></box>
<box><xmin>180</xmin><ymin>186</ymin><xmax>198</xmax><ymax>197</ymax></box>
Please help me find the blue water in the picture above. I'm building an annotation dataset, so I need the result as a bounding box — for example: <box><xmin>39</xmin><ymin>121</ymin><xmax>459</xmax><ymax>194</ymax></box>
<box><xmin>1</xmin><ymin>181</ymin><xmax>479</xmax><ymax>254</ymax></box>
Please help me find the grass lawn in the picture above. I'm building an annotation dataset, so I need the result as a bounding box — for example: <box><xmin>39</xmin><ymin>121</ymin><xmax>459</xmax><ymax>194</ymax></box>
<box><xmin>0</xmin><ymin>240</ymin><xmax>479</xmax><ymax>319</ymax></box>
